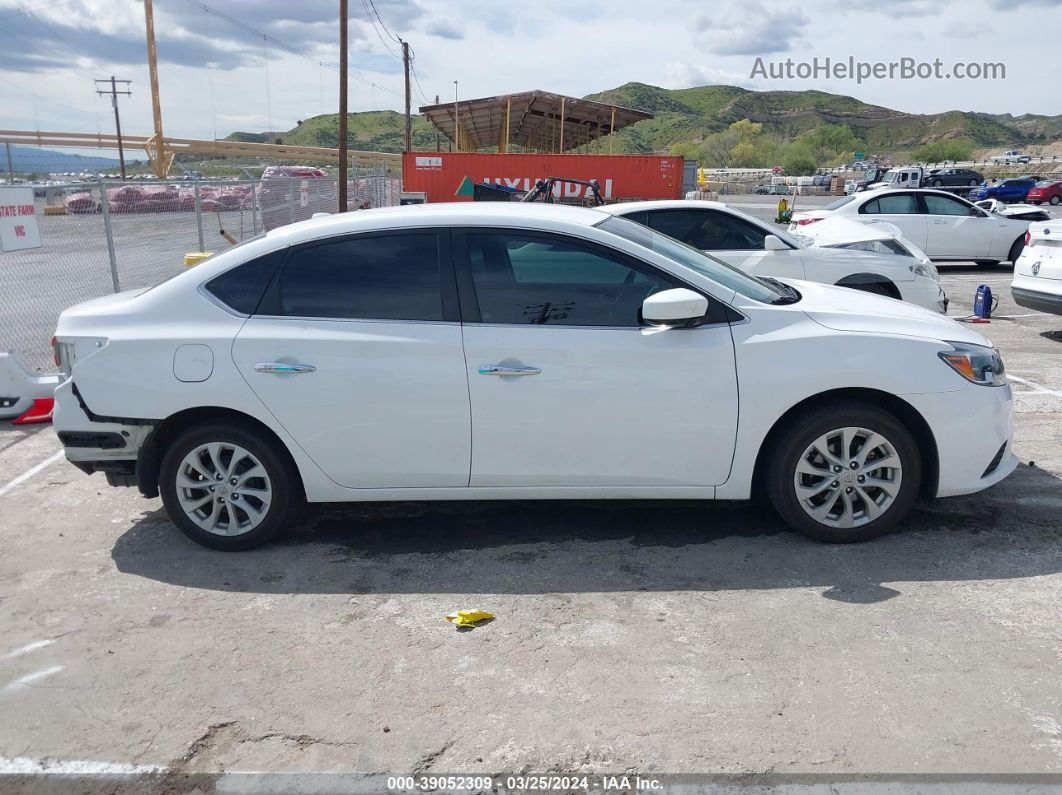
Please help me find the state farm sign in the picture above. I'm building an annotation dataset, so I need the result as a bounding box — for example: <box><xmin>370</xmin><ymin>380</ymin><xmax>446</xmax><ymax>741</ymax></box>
<box><xmin>0</xmin><ymin>187</ymin><xmax>41</xmax><ymax>252</ymax></box>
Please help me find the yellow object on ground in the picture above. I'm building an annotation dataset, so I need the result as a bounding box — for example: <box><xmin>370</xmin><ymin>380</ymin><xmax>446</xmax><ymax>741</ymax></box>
<box><xmin>445</xmin><ymin>609</ymin><xmax>494</xmax><ymax>629</ymax></box>
<box><xmin>183</xmin><ymin>251</ymin><xmax>214</xmax><ymax>267</ymax></box>
<box><xmin>43</xmin><ymin>206</ymin><xmax>66</xmax><ymax>216</ymax></box>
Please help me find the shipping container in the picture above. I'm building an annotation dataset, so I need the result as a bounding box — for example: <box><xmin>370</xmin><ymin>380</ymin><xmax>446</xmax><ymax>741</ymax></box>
<box><xmin>402</xmin><ymin>152</ymin><xmax>686</xmax><ymax>204</ymax></box>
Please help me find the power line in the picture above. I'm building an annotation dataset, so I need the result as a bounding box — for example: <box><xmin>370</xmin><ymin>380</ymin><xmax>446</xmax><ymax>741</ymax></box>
<box><xmin>0</xmin><ymin>74</ymin><xmax>98</xmax><ymax>117</ymax></box>
<box><xmin>361</xmin><ymin>0</ymin><xmax>400</xmax><ymax>58</ymax></box>
<box><xmin>182</xmin><ymin>0</ymin><xmax>404</xmax><ymax>99</ymax></box>
<box><xmin>366</xmin><ymin>0</ymin><xmax>402</xmax><ymax>44</ymax></box>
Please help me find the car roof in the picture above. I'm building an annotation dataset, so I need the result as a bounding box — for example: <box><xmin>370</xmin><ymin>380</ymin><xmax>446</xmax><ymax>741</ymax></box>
<box><xmin>597</xmin><ymin>199</ymin><xmax>732</xmax><ymax>214</ymax></box>
<box><xmin>264</xmin><ymin>201</ymin><xmax>611</xmax><ymax>245</ymax></box>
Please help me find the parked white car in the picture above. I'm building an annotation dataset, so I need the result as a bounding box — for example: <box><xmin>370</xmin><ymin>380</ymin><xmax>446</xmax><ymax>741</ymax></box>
<box><xmin>53</xmin><ymin>203</ymin><xmax>1016</xmax><ymax>550</ymax></box>
<box><xmin>992</xmin><ymin>150</ymin><xmax>1031</xmax><ymax>165</ymax></box>
<box><xmin>790</xmin><ymin>189</ymin><xmax>1031</xmax><ymax>265</ymax></box>
<box><xmin>601</xmin><ymin>200</ymin><xmax>946</xmax><ymax>312</ymax></box>
<box><xmin>1013</xmin><ymin>220</ymin><xmax>1062</xmax><ymax>315</ymax></box>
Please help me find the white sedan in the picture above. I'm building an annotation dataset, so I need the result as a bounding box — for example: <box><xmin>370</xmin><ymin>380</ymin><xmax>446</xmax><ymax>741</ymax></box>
<box><xmin>1013</xmin><ymin>221</ymin><xmax>1062</xmax><ymax>315</ymax></box>
<box><xmin>790</xmin><ymin>188</ymin><xmax>1031</xmax><ymax>266</ymax></box>
<box><xmin>53</xmin><ymin>203</ymin><xmax>1016</xmax><ymax>550</ymax></box>
<box><xmin>601</xmin><ymin>200</ymin><xmax>946</xmax><ymax>312</ymax></box>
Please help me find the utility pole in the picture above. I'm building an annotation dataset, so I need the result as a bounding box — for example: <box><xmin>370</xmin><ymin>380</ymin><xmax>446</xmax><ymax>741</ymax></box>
<box><xmin>401</xmin><ymin>40</ymin><xmax>412</xmax><ymax>153</ymax></box>
<box><xmin>338</xmin><ymin>0</ymin><xmax>348</xmax><ymax>212</ymax></box>
<box><xmin>453</xmin><ymin>81</ymin><xmax>459</xmax><ymax>152</ymax></box>
<box><xmin>95</xmin><ymin>76</ymin><xmax>132</xmax><ymax>179</ymax></box>
<box><xmin>434</xmin><ymin>95</ymin><xmax>440</xmax><ymax>152</ymax></box>
<box><xmin>4</xmin><ymin>142</ymin><xmax>13</xmax><ymax>184</ymax></box>
<box><xmin>143</xmin><ymin>0</ymin><xmax>168</xmax><ymax>177</ymax></box>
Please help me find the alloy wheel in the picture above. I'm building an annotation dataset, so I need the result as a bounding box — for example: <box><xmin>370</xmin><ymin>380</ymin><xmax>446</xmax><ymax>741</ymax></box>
<box><xmin>175</xmin><ymin>442</ymin><xmax>272</xmax><ymax>536</ymax></box>
<box><xmin>792</xmin><ymin>426</ymin><xmax>902</xmax><ymax>529</ymax></box>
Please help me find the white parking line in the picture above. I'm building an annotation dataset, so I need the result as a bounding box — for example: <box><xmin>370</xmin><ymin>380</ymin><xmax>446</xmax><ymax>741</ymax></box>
<box><xmin>0</xmin><ymin>757</ymin><xmax>163</xmax><ymax>775</ymax></box>
<box><xmin>1009</xmin><ymin>374</ymin><xmax>1062</xmax><ymax>399</ymax></box>
<box><xmin>3</xmin><ymin>640</ymin><xmax>56</xmax><ymax>660</ymax></box>
<box><xmin>2</xmin><ymin>665</ymin><xmax>65</xmax><ymax>693</ymax></box>
<box><xmin>0</xmin><ymin>450</ymin><xmax>64</xmax><ymax>499</ymax></box>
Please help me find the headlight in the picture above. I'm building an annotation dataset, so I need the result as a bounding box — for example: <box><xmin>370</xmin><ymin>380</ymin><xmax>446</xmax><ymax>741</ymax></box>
<box><xmin>909</xmin><ymin>262</ymin><xmax>936</xmax><ymax>279</ymax></box>
<box><xmin>938</xmin><ymin>341</ymin><xmax>1007</xmax><ymax>386</ymax></box>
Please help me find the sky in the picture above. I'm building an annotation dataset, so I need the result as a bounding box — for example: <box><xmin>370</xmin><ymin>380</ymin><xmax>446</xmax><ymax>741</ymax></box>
<box><xmin>0</xmin><ymin>0</ymin><xmax>1059</xmax><ymax>158</ymax></box>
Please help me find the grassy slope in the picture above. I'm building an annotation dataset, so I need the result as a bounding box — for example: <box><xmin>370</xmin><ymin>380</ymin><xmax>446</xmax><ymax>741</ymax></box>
<box><xmin>224</xmin><ymin>83</ymin><xmax>1062</xmax><ymax>158</ymax></box>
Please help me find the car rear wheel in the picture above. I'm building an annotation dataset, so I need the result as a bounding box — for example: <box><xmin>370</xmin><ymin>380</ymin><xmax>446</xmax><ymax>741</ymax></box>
<box><xmin>1051</xmin><ymin>196</ymin><xmax>1061</xmax><ymax>206</ymax></box>
<box><xmin>766</xmin><ymin>404</ymin><xmax>921</xmax><ymax>543</ymax></box>
<box><xmin>159</xmin><ymin>422</ymin><xmax>300</xmax><ymax>550</ymax></box>
<box><xmin>969</xmin><ymin>179</ymin><xmax>978</xmax><ymax>186</ymax></box>
<box><xmin>932</xmin><ymin>179</ymin><xmax>943</xmax><ymax>187</ymax></box>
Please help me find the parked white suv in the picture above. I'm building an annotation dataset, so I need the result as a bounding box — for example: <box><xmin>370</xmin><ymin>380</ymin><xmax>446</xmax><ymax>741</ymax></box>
<box><xmin>53</xmin><ymin>203</ymin><xmax>1016</xmax><ymax>550</ymax></box>
<box><xmin>602</xmin><ymin>200</ymin><xmax>946</xmax><ymax>312</ymax></box>
<box><xmin>791</xmin><ymin>189</ymin><xmax>1031</xmax><ymax>266</ymax></box>
<box><xmin>1013</xmin><ymin>221</ymin><xmax>1062</xmax><ymax>315</ymax></box>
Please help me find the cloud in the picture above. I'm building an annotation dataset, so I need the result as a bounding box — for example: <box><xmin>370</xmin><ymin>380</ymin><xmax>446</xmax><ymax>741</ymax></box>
<box><xmin>661</xmin><ymin>62</ymin><xmax>754</xmax><ymax>90</ymax></box>
<box><xmin>842</xmin><ymin>0</ymin><xmax>942</xmax><ymax>16</ymax></box>
<box><xmin>424</xmin><ymin>19</ymin><xmax>464</xmax><ymax>39</ymax></box>
<box><xmin>989</xmin><ymin>0</ymin><xmax>1061</xmax><ymax>7</ymax></box>
<box><xmin>694</xmin><ymin>2</ymin><xmax>807</xmax><ymax>55</ymax></box>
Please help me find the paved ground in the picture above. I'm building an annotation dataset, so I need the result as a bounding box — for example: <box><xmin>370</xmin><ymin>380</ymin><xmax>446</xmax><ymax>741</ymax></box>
<box><xmin>2</xmin><ymin>200</ymin><xmax>1062</xmax><ymax>793</ymax></box>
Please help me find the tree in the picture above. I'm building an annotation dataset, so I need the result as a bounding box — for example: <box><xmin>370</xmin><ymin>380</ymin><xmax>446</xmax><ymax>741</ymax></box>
<box><xmin>670</xmin><ymin>140</ymin><xmax>700</xmax><ymax>160</ymax></box>
<box><xmin>779</xmin><ymin>146</ymin><xmax>818</xmax><ymax>176</ymax></box>
<box><xmin>794</xmin><ymin>124</ymin><xmax>860</xmax><ymax>164</ymax></box>
<box><xmin>912</xmin><ymin>138</ymin><xmax>974</xmax><ymax>164</ymax></box>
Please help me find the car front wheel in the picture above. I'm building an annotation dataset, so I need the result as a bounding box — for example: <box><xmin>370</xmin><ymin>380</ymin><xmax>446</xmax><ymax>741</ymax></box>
<box><xmin>159</xmin><ymin>422</ymin><xmax>300</xmax><ymax>550</ymax></box>
<box><xmin>766</xmin><ymin>404</ymin><xmax>921</xmax><ymax>543</ymax></box>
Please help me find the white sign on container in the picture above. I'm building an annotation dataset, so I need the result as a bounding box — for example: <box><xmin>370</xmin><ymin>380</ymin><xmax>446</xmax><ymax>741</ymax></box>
<box><xmin>0</xmin><ymin>187</ymin><xmax>41</xmax><ymax>252</ymax></box>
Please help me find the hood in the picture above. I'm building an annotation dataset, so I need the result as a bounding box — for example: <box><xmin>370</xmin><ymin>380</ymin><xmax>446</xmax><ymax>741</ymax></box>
<box><xmin>785</xmin><ymin>279</ymin><xmax>991</xmax><ymax>346</ymax></box>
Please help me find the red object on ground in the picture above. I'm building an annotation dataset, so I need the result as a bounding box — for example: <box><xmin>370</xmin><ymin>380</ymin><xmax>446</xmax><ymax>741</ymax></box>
<box><xmin>12</xmin><ymin>397</ymin><xmax>54</xmax><ymax>425</ymax></box>
<box><xmin>401</xmin><ymin>152</ymin><xmax>686</xmax><ymax>204</ymax></box>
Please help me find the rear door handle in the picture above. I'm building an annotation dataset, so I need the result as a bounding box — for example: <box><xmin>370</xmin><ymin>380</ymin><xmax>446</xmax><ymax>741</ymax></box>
<box><xmin>478</xmin><ymin>364</ymin><xmax>541</xmax><ymax>376</ymax></box>
<box><xmin>255</xmin><ymin>362</ymin><xmax>316</xmax><ymax>374</ymax></box>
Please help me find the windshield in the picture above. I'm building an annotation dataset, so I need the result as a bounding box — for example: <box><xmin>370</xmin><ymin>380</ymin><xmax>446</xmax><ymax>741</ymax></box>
<box><xmin>596</xmin><ymin>216</ymin><xmax>787</xmax><ymax>304</ymax></box>
<box><xmin>882</xmin><ymin>171</ymin><xmax>900</xmax><ymax>184</ymax></box>
<box><xmin>823</xmin><ymin>195</ymin><xmax>856</xmax><ymax>211</ymax></box>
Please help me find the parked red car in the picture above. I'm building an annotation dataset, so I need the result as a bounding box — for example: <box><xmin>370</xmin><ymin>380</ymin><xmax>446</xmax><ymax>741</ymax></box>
<box><xmin>1028</xmin><ymin>180</ymin><xmax>1062</xmax><ymax>206</ymax></box>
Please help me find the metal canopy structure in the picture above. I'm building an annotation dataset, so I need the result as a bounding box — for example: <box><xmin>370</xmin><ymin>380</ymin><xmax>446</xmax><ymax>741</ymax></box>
<box><xmin>418</xmin><ymin>90</ymin><xmax>652</xmax><ymax>154</ymax></box>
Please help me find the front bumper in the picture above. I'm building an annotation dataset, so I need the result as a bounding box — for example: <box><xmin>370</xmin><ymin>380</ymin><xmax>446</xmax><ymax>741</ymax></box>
<box><xmin>899</xmin><ymin>280</ymin><xmax>949</xmax><ymax>314</ymax></box>
<box><xmin>903</xmin><ymin>383</ymin><xmax>1017</xmax><ymax>498</ymax></box>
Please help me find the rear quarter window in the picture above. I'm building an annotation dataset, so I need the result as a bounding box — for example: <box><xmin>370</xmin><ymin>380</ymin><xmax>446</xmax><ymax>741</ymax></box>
<box><xmin>204</xmin><ymin>250</ymin><xmax>286</xmax><ymax>315</ymax></box>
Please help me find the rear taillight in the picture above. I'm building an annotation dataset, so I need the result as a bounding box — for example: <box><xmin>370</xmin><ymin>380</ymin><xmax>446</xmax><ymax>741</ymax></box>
<box><xmin>1025</xmin><ymin>231</ymin><xmax>1031</xmax><ymax>247</ymax></box>
<box><xmin>51</xmin><ymin>336</ymin><xmax>60</xmax><ymax>368</ymax></box>
<box><xmin>795</xmin><ymin>218</ymin><xmax>822</xmax><ymax>226</ymax></box>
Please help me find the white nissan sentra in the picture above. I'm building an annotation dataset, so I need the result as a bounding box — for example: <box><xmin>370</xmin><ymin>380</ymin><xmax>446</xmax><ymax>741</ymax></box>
<box><xmin>52</xmin><ymin>203</ymin><xmax>1017</xmax><ymax>550</ymax></box>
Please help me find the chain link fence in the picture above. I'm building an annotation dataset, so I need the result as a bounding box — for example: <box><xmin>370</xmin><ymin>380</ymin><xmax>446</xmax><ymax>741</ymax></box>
<box><xmin>1</xmin><ymin>168</ymin><xmax>401</xmax><ymax>372</ymax></box>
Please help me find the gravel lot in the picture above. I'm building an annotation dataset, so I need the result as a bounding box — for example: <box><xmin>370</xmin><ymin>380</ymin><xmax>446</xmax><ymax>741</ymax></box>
<box><xmin>1</xmin><ymin>196</ymin><xmax>1062</xmax><ymax>793</ymax></box>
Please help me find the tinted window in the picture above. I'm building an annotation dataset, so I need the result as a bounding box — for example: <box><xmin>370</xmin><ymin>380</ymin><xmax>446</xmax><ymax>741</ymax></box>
<box><xmin>860</xmin><ymin>194</ymin><xmax>918</xmax><ymax>215</ymax></box>
<box><xmin>645</xmin><ymin>209</ymin><xmax>768</xmax><ymax>251</ymax></box>
<box><xmin>923</xmin><ymin>194</ymin><xmax>974</xmax><ymax>216</ymax></box>
<box><xmin>465</xmin><ymin>232</ymin><xmax>676</xmax><ymax>326</ymax></box>
<box><xmin>205</xmin><ymin>249</ymin><xmax>284</xmax><ymax>314</ymax></box>
<box><xmin>277</xmin><ymin>233</ymin><xmax>442</xmax><ymax>320</ymax></box>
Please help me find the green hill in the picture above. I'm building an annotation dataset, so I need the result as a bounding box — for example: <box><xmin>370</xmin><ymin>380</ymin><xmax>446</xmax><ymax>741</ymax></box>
<box><xmin>225</xmin><ymin>83</ymin><xmax>1062</xmax><ymax>159</ymax></box>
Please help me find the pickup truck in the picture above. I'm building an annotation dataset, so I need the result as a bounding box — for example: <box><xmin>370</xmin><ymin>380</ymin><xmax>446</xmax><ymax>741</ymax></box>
<box><xmin>991</xmin><ymin>150</ymin><xmax>1032</xmax><ymax>164</ymax></box>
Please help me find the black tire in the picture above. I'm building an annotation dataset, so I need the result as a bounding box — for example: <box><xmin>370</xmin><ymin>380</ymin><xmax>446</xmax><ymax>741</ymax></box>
<box><xmin>1032</xmin><ymin>201</ymin><xmax>1043</xmax><ymax>205</ymax></box>
<box><xmin>765</xmin><ymin>403</ymin><xmax>922</xmax><ymax>543</ymax></box>
<box><xmin>968</xmin><ymin>179</ymin><xmax>978</xmax><ymax>186</ymax></box>
<box><xmin>932</xmin><ymin>179</ymin><xmax>943</xmax><ymax>187</ymax></box>
<box><xmin>841</xmin><ymin>280</ymin><xmax>897</xmax><ymax>299</ymax></box>
<box><xmin>1008</xmin><ymin>236</ymin><xmax>1026</xmax><ymax>265</ymax></box>
<box><xmin>1051</xmin><ymin>196</ymin><xmax>1061</xmax><ymax>206</ymax></box>
<box><xmin>159</xmin><ymin>421</ymin><xmax>301</xmax><ymax>551</ymax></box>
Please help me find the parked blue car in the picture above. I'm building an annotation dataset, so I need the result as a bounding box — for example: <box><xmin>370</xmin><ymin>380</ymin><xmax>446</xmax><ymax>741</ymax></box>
<box><xmin>969</xmin><ymin>177</ymin><xmax>1038</xmax><ymax>203</ymax></box>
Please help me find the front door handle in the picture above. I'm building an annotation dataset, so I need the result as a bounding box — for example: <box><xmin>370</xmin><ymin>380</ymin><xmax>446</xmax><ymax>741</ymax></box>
<box><xmin>478</xmin><ymin>364</ymin><xmax>541</xmax><ymax>376</ymax></box>
<box><xmin>255</xmin><ymin>362</ymin><xmax>316</xmax><ymax>374</ymax></box>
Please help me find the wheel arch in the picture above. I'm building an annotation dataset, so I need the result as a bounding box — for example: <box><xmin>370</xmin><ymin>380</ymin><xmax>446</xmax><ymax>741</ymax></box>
<box><xmin>751</xmin><ymin>387</ymin><xmax>939</xmax><ymax>500</ymax></box>
<box><xmin>834</xmin><ymin>273</ymin><xmax>902</xmax><ymax>300</ymax></box>
<box><xmin>136</xmin><ymin>406</ymin><xmax>305</xmax><ymax>500</ymax></box>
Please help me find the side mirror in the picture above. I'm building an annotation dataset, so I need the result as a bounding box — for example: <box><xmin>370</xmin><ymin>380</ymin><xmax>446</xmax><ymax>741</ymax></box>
<box><xmin>642</xmin><ymin>288</ymin><xmax>709</xmax><ymax>327</ymax></box>
<box><xmin>764</xmin><ymin>234</ymin><xmax>788</xmax><ymax>251</ymax></box>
